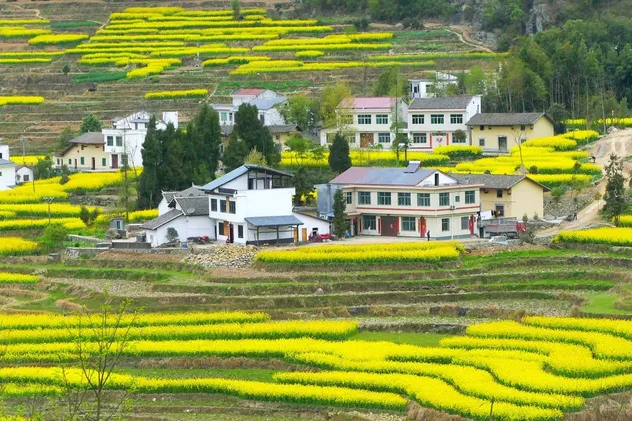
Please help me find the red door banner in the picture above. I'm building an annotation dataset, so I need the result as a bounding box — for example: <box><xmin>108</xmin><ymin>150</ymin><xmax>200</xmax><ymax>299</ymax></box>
<box><xmin>469</xmin><ymin>215</ymin><xmax>474</xmax><ymax>235</ymax></box>
<box><xmin>419</xmin><ymin>217</ymin><xmax>427</xmax><ymax>238</ymax></box>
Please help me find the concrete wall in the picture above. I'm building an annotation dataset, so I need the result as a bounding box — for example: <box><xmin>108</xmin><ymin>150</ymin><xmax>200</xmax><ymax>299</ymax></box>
<box><xmin>478</xmin><ymin>180</ymin><xmax>544</xmax><ymax>220</ymax></box>
<box><xmin>469</xmin><ymin>118</ymin><xmax>555</xmax><ymax>154</ymax></box>
<box><xmin>0</xmin><ymin>163</ymin><xmax>16</xmax><ymax>190</ymax></box>
<box><xmin>103</xmin><ymin>129</ymin><xmax>146</xmax><ymax>168</ymax></box>
<box><xmin>16</xmin><ymin>166</ymin><xmax>33</xmax><ymax>183</ymax></box>
<box><xmin>55</xmin><ymin>144</ymin><xmax>110</xmax><ymax>171</ymax></box>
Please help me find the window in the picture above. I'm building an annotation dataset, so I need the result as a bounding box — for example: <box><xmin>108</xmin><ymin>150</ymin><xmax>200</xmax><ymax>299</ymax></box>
<box><xmin>520</xmin><ymin>124</ymin><xmax>526</xmax><ymax>131</ymax></box>
<box><xmin>465</xmin><ymin>190</ymin><xmax>475</xmax><ymax>204</ymax></box>
<box><xmin>363</xmin><ymin>215</ymin><xmax>377</xmax><ymax>230</ymax></box>
<box><xmin>377</xmin><ymin>192</ymin><xmax>391</xmax><ymax>206</ymax></box>
<box><xmin>218</xmin><ymin>222</ymin><xmax>225</xmax><ymax>236</ymax></box>
<box><xmin>220</xmin><ymin>112</ymin><xmax>228</xmax><ymax>122</ymax></box>
<box><xmin>497</xmin><ymin>189</ymin><xmax>503</xmax><ymax>198</ymax></box>
<box><xmin>412</xmin><ymin>114</ymin><xmax>424</xmax><ymax>125</ymax></box>
<box><xmin>345</xmin><ymin>192</ymin><xmax>352</xmax><ymax>205</ymax></box>
<box><xmin>495</xmin><ymin>204</ymin><xmax>505</xmax><ymax>217</ymax></box>
<box><xmin>0</xmin><ymin>172</ymin><xmax>2</xmax><ymax>176</ymax></box>
<box><xmin>450</xmin><ymin>114</ymin><xmax>463</xmax><ymax>124</ymax></box>
<box><xmin>376</xmin><ymin>114</ymin><xmax>389</xmax><ymax>125</ymax></box>
<box><xmin>23</xmin><ymin>175</ymin><xmax>29</xmax><ymax>182</ymax></box>
<box><xmin>398</xmin><ymin>192</ymin><xmax>411</xmax><ymax>206</ymax></box>
<box><xmin>455</xmin><ymin>194</ymin><xmax>460</xmax><ymax>203</ymax></box>
<box><xmin>461</xmin><ymin>216</ymin><xmax>470</xmax><ymax>230</ymax></box>
<box><xmin>402</xmin><ymin>216</ymin><xmax>416</xmax><ymax>231</ymax></box>
<box><xmin>116</xmin><ymin>136</ymin><xmax>123</xmax><ymax>147</ymax></box>
<box><xmin>57</xmin><ymin>159</ymin><xmax>60</xmax><ymax>165</ymax></box>
<box><xmin>101</xmin><ymin>158</ymin><xmax>106</xmax><ymax>166</ymax></box>
<box><xmin>211</xmin><ymin>199</ymin><xmax>217</xmax><ymax>212</ymax></box>
<box><xmin>121</xmin><ymin>154</ymin><xmax>128</xmax><ymax>166</ymax></box>
<box><xmin>412</xmin><ymin>133</ymin><xmax>427</xmax><ymax>144</ymax></box>
<box><xmin>106</xmin><ymin>136</ymin><xmax>113</xmax><ymax>146</ymax></box>
<box><xmin>479</xmin><ymin>138</ymin><xmax>485</xmax><ymax>147</ymax></box>
<box><xmin>220</xmin><ymin>200</ymin><xmax>227</xmax><ymax>213</ymax></box>
<box><xmin>259</xmin><ymin>114</ymin><xmax>265</xmax><ymax>124</ymax></box>
<box><xmin>358</xmin><ymin>114</ymin><xmax>372</xmax><ymax>125</ymax></box>
<box><xmin>229</xmin><ymin>112</ymin><xmax>233</xmax><ymax>122</ymax></box>
<box><xmin>378</xmin><ymin>133</ymin><xmax>391</xmax><ymax>143</ymax></box>
<box><xmin>275</xmin><ymin>134</ymin><xmax>280</xmax><ymax>141</ymax></box>
<box><xmin>68</xmin><ymin>159</ymin><xmax>71</xmax><ymax>165</ymax></box>
<box><xmin>430</xmin><ymin>114</ymin><xmax>444</xmax><ymax>124</ymax></box>
<box><xmin>439</xmin><ymin>192</ymin><xmax>450</xmax><ymax>206</ymax></box>
<box><xmin>442</xmin><ymin>218</ymin><xmax>450</xmax><ymax>231</ymax></box>
<box><xmin>238</xmin><ymin>225</ymin><xmax>244</xmax><ymax>239</ymax></box>
<box><xmin>358</xmin><ymin>191</ymin><xmax>371</xmax><ymax>205</ymax></box>
<box><xmin>229</xmin><ymin>201</ymin><xmax>236</xmax><ymax>214</ymax></box>
<box><xmin>417</xmin><ymin>193</ymin><xmax>430</xmax><ymax>207</ymax></box>
<box><xmin>479</xmin><ymin>125</ymin><xmax>485</xmax><ymax>131</ymax></box>
<box><xmin>80</xmin><ymin>157</ymin><xmax>85</xmax><ymax>165</ymax></box>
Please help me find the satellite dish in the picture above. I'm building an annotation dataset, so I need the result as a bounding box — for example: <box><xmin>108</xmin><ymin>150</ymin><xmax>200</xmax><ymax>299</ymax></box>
<box><xmin>186</xmin><ymin>208</ymin><xmax>196</xmax><ymax>214</ymax></box>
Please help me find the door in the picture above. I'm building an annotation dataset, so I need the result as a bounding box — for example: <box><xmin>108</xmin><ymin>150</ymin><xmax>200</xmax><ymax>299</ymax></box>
<box><xmin>229</xmin><ymin>224</ymin><xmax>234</xmax><ymax>243</ymax></box>
<box><xmin>498</xmin><ymin>136</ymin><xmax>508</xmax><ymax>152</ymax></box>
<box><xmin>112</xmin><ymin>154</ymin><xmax>118</xmax><ymax>169</ymax></box>
<box><xmin>419</xmin><ymin>217</ymin><xmax>427</xmax><ymax>238</ymax></box>
<box><xmin>381</xmin><ymin>216</ymin><xmax>398</xmax><ymax>237</ymax></box>
<box><xmin>433</xmin><ymin>133</ymin><xmax>447</xmax><ymax>147</ymax></box>
<box><xmin>360</xmin><ymin>133</ymin><xmax>374</xmax><ymax>148</ymax></box>
<box><xmin>74</xmin><ymin>159</ymin><xmax>77</xmax><ymax>169</ymax></box>
<box><xmin>91</xmin><ymin>157</ymin><xmax>96</xmax><ymax>170</ymax></box>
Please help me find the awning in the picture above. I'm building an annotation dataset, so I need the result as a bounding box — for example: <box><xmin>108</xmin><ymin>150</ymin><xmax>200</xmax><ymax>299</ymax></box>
<box><xmin>245</xmin><ymin>215</ymin><xmax>303</xmax><ymax>227</ymax></box>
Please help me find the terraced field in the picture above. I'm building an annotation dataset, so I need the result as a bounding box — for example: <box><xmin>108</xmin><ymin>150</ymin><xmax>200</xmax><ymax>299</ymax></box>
<box><xmin>0</xmin><ymin>1</ymin><xmax>500</xmax><ymax>152</ymax></box>
<box><xmin>0</xmin><ymin>247</ymin><xmax>630</xmax><ymax>420</ymax></box>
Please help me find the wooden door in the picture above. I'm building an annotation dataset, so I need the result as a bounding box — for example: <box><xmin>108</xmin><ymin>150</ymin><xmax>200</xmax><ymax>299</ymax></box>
<box><xmin>91</xmin><ymin>157</ymin><xmax>96</xmax><ymax>170</ymax></box>
<box><xmin>112</xmin><ymin>154</ymin><xmax>118</xmax><ymax>169</ymax></box>
<box><xmin>360</xmin><ymin>133</ymin><xmax>374</xmax><ymax>148</ymax></box>
<box><xmin>381</xmin><ymin>216</ymin><xmax>398</xmax><ymax>237</ymax></box>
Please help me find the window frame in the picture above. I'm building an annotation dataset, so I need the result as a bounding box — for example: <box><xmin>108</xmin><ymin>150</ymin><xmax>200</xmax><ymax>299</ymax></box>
<box><xmin>357</xmin><ymin>114</ymin><xmax>372</xmax><ymax>125</ymax></box>
<box><xmin>378</xmin><ymin>133</ymin><xmax>391</xmax><ymax>144</ymax></box>
<box><xmin>363</xmin><ymin>215</ymin><xmax>377</xmax><ymax>230</ymax></box>
<box><xmin>430</xmin><ymin>114</ymin><xmax>445</xmax><ymax>125</ymax></box>
<box><xmin>412</xmin><ymin>114</ymin><xmax>424</xmax><ymax>125</ymax></box>
<box><xmin>417</xmin><ymin>193</ymin><xmax>430</xmax><ymax>207</ymax></box>
<box><xmin>345</xmin><ymin>192</ymin><xmax>353</xmax><ymax>205</ymax></box>
<box><xmin>358</xmin><ymin>191</ymin><xmax>371</xmax><ymax>205</ymax></box>
<box><xmin>106</xmin><ymin>136</ymin><xmax>114</xmax><ymax>146</ymax></box>
<box><xmin>377</xmin><ymin>192</ymin><xmax>392</xmax><ymax>206</ymax></box>
<box><xmin>450</xmin><ymin>114</ymin><xmax>463</xmax><ymax>124</ymax></box>
<box><xmin>461</xmin><ymin>216</ymin><xmax>469</xmax><ymax>230</ymax></box>
<box><xmin>397</xmin><ymin>192</ymin><xmax>411</xmax><ymax>206</ymax></box>
<box><xmin>441</xmin><ymin>218</ymin><xmax>450</xmax><ymax>232</ymax></box>
<box><xmin>465</xmin><ymin>190</ymin><xmax>476</xmax><ymax>204</ymax></box>
<box><xmin>238</xmin><ymin>225</ymin><xmax>244</xmax><ymax>239</ymax></box>
<box><xmin>211</xmin><ymin>199</ymin><xmax>218</xmax><ymax>212</ymax></box>
<box><xmin>218</xmin><ymin>222</ymin><xmax>225</xmax><ymax>236</ymax></box>
<box><xmin>497</xmin><ymin>189</ymin><xmax>503</xmax><ymax>198</ymax></box>
<box><xmin>412</xmin><ymin>133</ymin><xmax>427</xmax><ymax>144</ymax></box>
<box><xmin>115</xmin><ymin>136</ymin><xmax>123</xmax><ymax>147</ymax></box>
<box><xmin>229</xmin><ymin>201</ymin><xmax>236</xmax><ymax>214</ymax></box>
<box><xmin>479</xmin><ymin>138</ymin><xmax>485</xmax><ymax>147</ymax></box>
<box><xmin>439</xmin><ymin>192</ymin><xmax>450</xmax><ymax>207</ymax></box>
<box><xmin>376</xmin><ymin>114</ymin><xmax>389</xmax><ymax>125</ymax></box>
<box><xmin>401</xmin><ymin>216</ymin><xmax>416</xmax><ymax>232</ymax></box>
<box><xmin>220</xmin><ymin>200</ymin><xmax>227</xmax><ymax>213</ymax></box>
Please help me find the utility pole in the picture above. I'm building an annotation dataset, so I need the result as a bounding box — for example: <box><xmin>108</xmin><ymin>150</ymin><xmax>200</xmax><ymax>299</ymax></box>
<box><xmin>43</xmin><ymin>196</ymin><xmax>55</xmax><ymax>224</ymax></box>
<box><xmin>20</xmin><ymin>136</ymin><xmax>26</xmax><ymax>165</ymax></box>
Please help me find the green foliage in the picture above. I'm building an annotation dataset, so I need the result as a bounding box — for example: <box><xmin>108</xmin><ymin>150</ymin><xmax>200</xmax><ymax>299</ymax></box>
<box><xmin>137</xmin><ymin>116</ymin><xmax>161</xmax><ymax>209</ymax></box>
<box><xmin>223</xmin><ymin>134</ymin><xmax>249</xmax><ymax>172</ymax></box>
<box><xmin>244</xmin><ymin>148</ymin><xmax>267</xmax><ymax>166</ymax></box>
<box><xmin>292</xmin><ymin>167</ymin><xmax>316</xmax><ymax>205</ymax></box>
<box><xmin>62</xmin><ymin>64</ymin><xmax>70</xmax><ymax>76</ymax></box>
<box><xmin>73</xmin><ymin>72</ymin><xmax>127</xmax><ymax>83</ymax></box>
<box><xmin>551</xmin><ymin>187</ymin><xmax>565</xmax><ymax>200</ymax></box>
<box><xmin>233</xmin><ymin>103</ymin><xmax>280</xmax><ymax>167</ymax></box>
<box><xmin>452</xmin><ymin>130</ymin><xmax>467</xmax><ymax>144</ymax></box>
<box><xmin>50</xmin><ymin>21</ymin><xmax>100</xmax><ymax>29</ymax></box>
<box><xmin>57</xmin><ymin>127</ymin><xmax>75</xmax><ymax>150</ymax></box>
<box><xmin>464</xmin><ymin>65</ymin><xmax>486</xmax><ymax>95</ymax></box>
<box><xmin>33</xmin><ymin>156</ymin><xmax>55</xmax><ymax>180</ymax></box>
<box><xmin>278</xmin><ymin>95</ymin><xmax>319</xmax><ymax>131</ymax></box>
<box><xmin>603</xmin><ymin>153</ymin><xmax>627</xmax><ymax>226</ymax></box>
<box><xmin>80</xmin><ymin>113</ymin><xmax>102</xmax><ymax>133</ymax></box>
<box><xmin>232</xmin><ymin>0</ymin><xmax>240</xmax><ymax>20</ymax></box>
<box><xmin>328</xmin><ymin>133</ymin><xmax>352</xmax><ymax>174</ymax></box>
<box><xmin>373</xmin><ymin>67</ymin><xmax>406</xmax><ymax>97</ymax></box>
<box><xmin>166</xmin><ymin>227</ymin><xmax>179</xmax><ymax>242</ymax></box>
<box><xmin>183</xmin><ymin>103</ymin><xmax>222</xmax><ymax>185</ymax></box>
<box><xmin>41</xmin><ymin>224</ymin><xmax>69</xmax><ymax>251</ymax></box>
<box><xmin>59</xmin><ymin>165</ymin><xmax>70</xmax><ymax>185</ymax></box>
<box><xmin>320</xmin><ymin>82</ymin><xmax>351</xmax><ymax>129</ymax></box>
<box><xmin>332</xmin><ymin>189</ymin><xmax>347</xmax><ymax>240</ymax></box>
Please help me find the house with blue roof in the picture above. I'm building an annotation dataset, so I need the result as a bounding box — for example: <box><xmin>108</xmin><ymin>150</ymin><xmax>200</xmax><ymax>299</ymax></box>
<box><xmin>212</xmin><ymin>88</ymin><xmax>287</xmax><ymax>127</ymax></box>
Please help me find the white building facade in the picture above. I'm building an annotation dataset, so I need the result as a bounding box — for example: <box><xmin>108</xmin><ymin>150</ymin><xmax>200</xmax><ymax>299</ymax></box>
<box><xmin>319</xmin><ymin>97</ymin><xmax>408</xmax><ymax>148</ymax></box>
<box><xmin>0</xmin><ymin>142</ymin><xmax>17</xmax><ymax>190</ymax></box>
<box><xmin>407</xmin><ymin>95</ymin><xmax>481</xmax><ymax>150</ymax></box>
<box><xmin>212</xmin><ymin>88</ymin><xmax>287</xmax><ymax>127</ymax></box>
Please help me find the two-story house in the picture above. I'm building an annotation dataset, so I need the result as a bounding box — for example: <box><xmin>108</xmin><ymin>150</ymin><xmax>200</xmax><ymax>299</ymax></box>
<box><xmin>319</xmin><ymin>97</ymin><xmax>408</xmax><ymax>148</ymax></box>
<box><xmin>0</xmin><ymin>141</ymin><xmax>17</xmax><ymax>190</ymax></box>
<box><xmin>212</xmin><ymin>88</ymin><xmax>287</xmax><ymax>127</ymax></box>
<box><xmin>53</xmin><ymin>132</ymin><xmax>110</xmax><ymax>171</ymax></box>
<box><xmin>103</xmin><ymin>111</ymin><xmax>178</xmax><ymax>169</ymax></box>
<box><xmin>407</xmin><ymin>95</ymin><xmax>481</xmax><ymax>150</ymax></box>
<box><xmin>140</xmin><ymin>164</ymin><xmax>330</xmax><ymax>247</ymax></box>
<box><xmin>466</xmin><ymin>113</ymin><xmax>555</xmax><ymax>155</ymax></box>
<box><xmin>324</xmin><ymin>162</ymin><xmax>482</xmax><ymax>239</ymax></box>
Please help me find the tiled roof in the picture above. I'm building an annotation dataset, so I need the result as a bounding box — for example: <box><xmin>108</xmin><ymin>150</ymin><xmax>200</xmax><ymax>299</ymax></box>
<box><xmin>140</xmin><ymin>209</ymin><xmax>183</xmax><ymax>230</ymax></box>
<box><xmin>329</xmin><ymin>167</ymin><xmax>436</xmax><ymax>186</ymax></box>
<box><xmin>341</xmin><ymin>97</ymin><xmax>396</xmax><ymax>109</ymax></box>
<box><xmin>201</xmin><ymin>164</ymin><xmax>292</xmax><ymax>192</ymax></box>
<box><xmin>409</xmin><ymin>95</ymin><xmax>475</xmax><ymax>110</ymax></box>
<box><xmin>466</xmin><ymin>113</ymin><xmax>551</xmax><ymax>126</ymax></box>
<box><xmin>162</xmin><ymin>186</ymin><xmax>204</xmax><ymax>205</ymax></box>
<box><xmin>0</xmin><ymin>159</ymin><xmax>15</xmax><ymax>167</ymax></box>
<box><xmin>245</xmin><ymin>215</ymin><xmax>303</xmax><ymax>227</ymax></box>
<box><xmin>233</xmin><ymin>88</ymin><xmax>266</xmax><ymax>96</ymax></box>
<box><xmin>70</xmin><ymin>132</ymin><xmax>104</xmax><ymax>145</ymax></box>
<box><xmin>175</xmin><ymin>196</ymin><xmax>209</xmax><ymax>216</ymax></box>
<box><xmin>268</xmin><ymin>124</ymin><xmax>301</xmax><ymax>133</ymax></box>
<box><xmin>451</xmin><ymin>174</ymin><xmax>550</xmax><ymax>191</ymax></box>
<box><xmin>248</xmin><ymin>97</ymin><xmax>287</xmax><ymax>110</ymax></box>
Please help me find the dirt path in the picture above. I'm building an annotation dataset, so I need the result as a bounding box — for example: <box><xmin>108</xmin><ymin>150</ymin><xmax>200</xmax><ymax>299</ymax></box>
<box><xmin>446</xmin><ymin>25</ymin><xmax>493</xmax><ymax>53</ymax></box>
<box><xmin>538</xmin><ymin>129</ymin><xmax>632</xmax><ymax>236</ymax></box>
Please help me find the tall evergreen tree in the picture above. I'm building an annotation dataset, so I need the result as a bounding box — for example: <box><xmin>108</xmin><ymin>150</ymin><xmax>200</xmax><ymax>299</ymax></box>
<box><xmin>80</xmin><ymin>114</ymin><xmax>102</xmax><ymax>133</ymax></box>
<box><xmin>160</xmin><ymin>123</ymin><xmax>187</xmax><ymax>191</ymax></box>
<box><xmin>137</xmin><ymin>117</ymin><xmax>162</xmax><ymax>209</ymax></box>
<box><xmin>332</xmin><ymin>189</ymin><xmax>347</xmax><ymax>240</ymax></box>
<box><xmin>328</xmin><ymin>133</ymin><xmax>352</xmax><ymax>174</ymax></box>
<box><xmin>183</xmin><ymin>104</ymin><xmax>222</xmax><ymax>185</ymax></box>
<box><xmin>222</xmin><ymin>134</ymin><xmax>249</xmax><ymax>172</ymax></box>
<box><xmin>234</xmin><ymin>103</ymin><xmax>280</xmax><ymax>166</ymax></box>
<box><xmin>603</xmin><ymin>153</ymin><xmax>627</xmax><ymax>226</ymax></box>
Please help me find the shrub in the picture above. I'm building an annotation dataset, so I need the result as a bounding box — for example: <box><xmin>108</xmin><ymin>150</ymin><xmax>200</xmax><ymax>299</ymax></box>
<box><xmin>40</xmin><ymin>224</ymin><xmax>70</xmax><ymax>251</ymax></box>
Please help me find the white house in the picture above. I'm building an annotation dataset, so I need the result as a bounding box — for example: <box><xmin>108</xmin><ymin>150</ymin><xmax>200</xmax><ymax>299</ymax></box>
<box><xmin>140</xmin><ymin>165</ymin><xmax>330</xmax><ymax>247</ymax></box>
<box><xmin>409</xmin><ymin>72</ymin><xmax>460</xmax><ymax>99</ymax></box>
<box><xmin>0</xmin><ymin>141</ymin><xmax>17</xmax><ymax>190</ymax></box>
<box><xmin>16</xmin><ymin>165</ymin><xmax>33</xmax><ymax>184</ymax></box>
<box><xmin>321</xmin><ymin>162</ymin><xmax>482</xmax><ymax>240</ymax></box>
<box><xmin>212</xmin><ymin>88</ymin><xmax>287</xmax><ymax>127</ymax></box>
<box><xmin>319</xmin><ymin>97</ymin><xmax>409</xmax><ymax>148</ymax></box>
<box><xmin>103</xmin><ymin>111</ymin><xmax>178</xmax><ymax>169</ymax></box>
<box><xmin>406</xmin><ymin>95</ymin><xmax>481</xmax><ymax>150</ymax></box>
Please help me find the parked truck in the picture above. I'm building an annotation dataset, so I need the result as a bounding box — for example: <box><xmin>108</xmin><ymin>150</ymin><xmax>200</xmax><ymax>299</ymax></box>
<box><xmin>479</xmin><ymin>217</ymin><xmax>526</xmax><ymax>238</ymax></box>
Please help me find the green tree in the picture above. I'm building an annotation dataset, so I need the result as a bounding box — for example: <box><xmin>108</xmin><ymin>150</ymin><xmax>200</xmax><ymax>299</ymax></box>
<box><xmin>328</xmin><ymin>133</ymin><xmax>352</xmax><ymax>174</ymax></box>
<box><xmin>57</xmin><ymin>127</ymin><xmax>75</xmax><ymax>149</ymax></box>
<box><xmin>159</xmin><ymin>123</ymin><xmax>187</xmax><ymax>190</ymax></box>
<box><xmin>80</xmin><ymin>114</ymin><xmax>102</xmax><ymax>133</ymax></box>
<box><xmin>278</xmin><ymin>94</ymin><xmax>319</xmax><ymax>131</ymax></box>
<box><xmin>232</xmin><ymin>0</ymin><xmax>240</xmax><ymax>20</ymax></box>
<box><xmin>222</xmin><ymin>134</ymin><xmax>249</xmax><ymax>172</ymax></box>
<box><xmin>332</xmin><ymin>189</ymin><xmax>347</xmax><ymax>240</ymax></box>
<box><xmin>373</xmin><ymin>67</ymin><xmax>406</xmax><ymax>97</ymax></box>
<box><xmin>320</xmin><ymin>82</ymin><xmax>352</xmax><ymax>129</ymax></box>
<box><xmin>183</xmin><ymin>104</ymin><xmax>222</xmax><ymax>185</ymax></box>
<box><xmin>464</xmin><ymin>65</ymin><xmax>486</xmax><ymax>94</ymax></box>
<box><xmin>292</xmin><ymin>167</ymin><xmax>316</xmax><ymax>205</ymax></box>
<box><xmin>244</xmin><ymin>148</ymin><xmax>267</xmax><ymax>166</ymax></box>
<box><xmin>33</xmin><ymin>156</ymin><xmax>55</xmax><ymax>180</ymax></box>
<box><xmin>41</xmin><ymin>224</ymin><xmax>69</xmax><ymax>251</ymax></box>
<box><xmin>233</xmin><ymin>103</ymin><xmax>280</xmax><ymax>166</ymax></box>
<box><xmin>603</xmin><ymin>153</ymin><xmax>627</xmax><ymax>226</ymax></box>
<box><xmin>118</xmin><ymin>163</ymin><xmax>135</xmax><ymax>222</ymax></box>
<box><xmin>137</xmin><ymin>116</ymin><xmax>162</xmax><ymax>209</ymax></box>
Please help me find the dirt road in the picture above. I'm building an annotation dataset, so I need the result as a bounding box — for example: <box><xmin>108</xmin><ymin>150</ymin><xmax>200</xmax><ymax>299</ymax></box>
<box><xmin>538</xmin><ymin>128</ymin><xmax>632</xmax><ymax>235</ymax></box>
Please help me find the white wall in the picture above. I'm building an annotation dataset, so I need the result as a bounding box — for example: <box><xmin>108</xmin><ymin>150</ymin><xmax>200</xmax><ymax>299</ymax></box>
<box><xmin>102</xmin><ymin>129</ymin><xmax>146</xmax><ymax>168</ymax></box>
<box><xmin>260</xmin><ymin>108</ymin><xmax>285</xmax><ymax>126</ymax></box>
<box><xmin>0</xmin><ymin>144</ymin><xmax>9</xmax><ymax>161</ymax></box>
<box><xmin>0</xmin><ymin>164</ymin><xmax>16</xmax><ymax>190</ymax></box>
<box><xmin>146</xmin><ymin>215</ymin><xmax>216</xmax><ymax>247</ymax></box>
<box><xmin>293</xmin><ymin>212</ymin><xmax>330</xmax><ymax>238</ymax></box>
<box><xmin>16</xmin><ymin>167</ymin><xmax>33</xmax><ymax>184</ymax></box>
<box><xmin>158</xmin><ymin>198</ymin><xmax>170</xmax><ymax>216</ymax></box>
